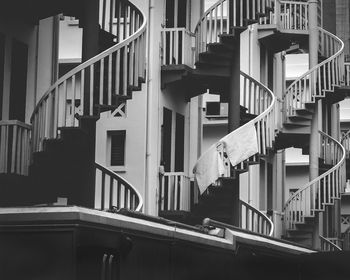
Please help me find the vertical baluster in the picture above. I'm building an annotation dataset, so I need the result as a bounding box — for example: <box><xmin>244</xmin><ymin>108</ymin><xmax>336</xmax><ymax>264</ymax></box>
<box><xmin>214</xmin><ymin>8</ymin><xmax>218</xmax><ymax>41</ymax></box>
<box><xmin>52</xmin><ymin>88</ymin><xmax>58</xmax><ymax>138</ymax></box>
<box><xmin>110</xmin><ymin>177</ymin><xmax>114</xmax><ymax>208</ymax></box>
<box><xmin>160</xmin><ymin>175</ymin><xmax>165</xmax><ymax>211</ymax></box>
<box><xmin>101</xmin><ymin>172</ymin><xmax>105</xmax><ymax>210</ymax></box>
<box><xmin>209</xmin><ymin>11</ymin><xmax>213</xmax><ymax>43</ymax></box>
<box><xmin>174</xmin><ymin>175</ymin><xmax>179</xmax><ymax>210</ymax></box>
<box><xmin>16</xmin><ymin>126</ymin><xmax>22</xmax><ymax>174</ymax></box>
<box><xmin>71</xmin><ymin>75</ymin><xmax>76</xmax><ymax>126</ymax></box>
<box><xmin>90</xmin><ymin>64</ymin><xmax>94</xmax><ymax>115</ymax></box>
<box><xmin>240</xmin><ymin>0</ymin><xmax>243</xmax><ymax>26</ymax></box>
<box><xmin>115</xmin><ymin>49</ymin><xmax>121</xmax><ymax>95</ymax></box>
<box><xmin>80</xmin><ymin>70</ymin><xmax>85</xmax><ymax>116</ymax></box>
<box><xmin>123</xmin><ymin>46</ymin><xmax>128</xmax><ymax>95</ymax></box>
<box><xmin>108</xmin><ymin>54</ymin><xmax>112</xmax><ymax>105</ymax></box>
<box><xmin>220</xmin><ymin>3</ymin><xmax>224</xmax><ymax>34</ymax></box>
<box><xmin>99</xmin><ymin>59</ymin><xmax>104</xmax><ymax>104</ymax></box>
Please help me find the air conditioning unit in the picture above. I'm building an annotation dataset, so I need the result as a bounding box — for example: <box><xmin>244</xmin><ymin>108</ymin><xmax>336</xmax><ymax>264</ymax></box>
<box><xmin>206</xmin><ymin>102</ymin><xmax>228</xmax><ymax>117</ymax></box>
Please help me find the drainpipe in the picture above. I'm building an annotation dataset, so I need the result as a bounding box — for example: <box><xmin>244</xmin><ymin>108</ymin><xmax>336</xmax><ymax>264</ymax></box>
<box><xmin>145</xmin><ymin>0</ymin><xmax>154</xmax><ymax>214</ymax></box>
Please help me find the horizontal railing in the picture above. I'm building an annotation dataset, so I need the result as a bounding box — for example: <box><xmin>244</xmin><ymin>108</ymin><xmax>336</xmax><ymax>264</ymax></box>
<box><xmin>284</xmin><ymin>28</ymin><xmax>344</xmax><ymax>118</ymax></box>
<box><xmin>31</xmin><ymin>0</ymin><xmax>146</xmax><ymax>153</ymax></box>
<box><xmin>161</xmin><ymin>27</ymin><xmax>195</xmax><ymax>66</ymax></box>
<box><xmin>278</xmin><ymin>0</ymin><xmax>309</xmax><ymax>31</ymax></box>
<box><xmin>0</xmin><ymin>120</ymin><xmax>31</xmax><ymax>176</ymax></box>
<box><xmin>240</xmin><ymin>199</ymin><xmax>274</xmax><ymax>236</ymax></box>
<box><xmin>284</xmin><ymin>131</ymin><xmax>346</xmax><ymax>230</ymax></box>
<box><xmin>159</xmin><ymin>171</ymin><xmax>192</xmax><ymax>212</ymax></box>
<box><xmin>320</xmin><ymin>235</ymin><xmax>343</xmax><ymax>251</ymax></box>
<box><xmin>95</xmin><ymin>162</ymin><xmax>143</xmax><ymax>211</ymax></box>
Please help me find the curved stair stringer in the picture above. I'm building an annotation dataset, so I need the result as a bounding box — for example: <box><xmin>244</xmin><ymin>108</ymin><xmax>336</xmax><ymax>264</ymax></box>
<box><xmin>193</xmin><ymin>71</ymin><xmax>276</xmax><ymax>236</ymax></box>
<box><xmin>284</xmin><ymin>131</ymin><xmax>346</xmax><ymax>238</ymax></box>
<box><xmin>30</xmin><ymin>0</ymin><xmax>146</xmax><ymax>211</ymax></box>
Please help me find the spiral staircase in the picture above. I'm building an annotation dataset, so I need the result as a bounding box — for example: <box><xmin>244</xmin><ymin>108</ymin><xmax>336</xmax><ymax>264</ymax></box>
<box><xmin>159</xmin><ymin>0</ymin><xmax>350</xmax><ymax>247</ymax></box>
<box><xmin>1</xmin><ymin>0</ymin><xmax>145</xmax><ymax>211</ymax></box>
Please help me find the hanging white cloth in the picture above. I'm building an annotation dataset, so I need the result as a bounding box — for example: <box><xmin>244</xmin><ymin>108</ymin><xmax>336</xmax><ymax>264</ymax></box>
<box><xmin>193</xmin><ymin>123</ymin><xmax>259</xmax><ymax>194</ymax></box>
<box><xmin>221</xmin><ymin>123</ymin><xmax>259</xmax><ymax>167</ymax></box>
<box><xmin>193</xmin><ymin>144</ymin><xmax>226</xmax><ymax>194</ymax></box>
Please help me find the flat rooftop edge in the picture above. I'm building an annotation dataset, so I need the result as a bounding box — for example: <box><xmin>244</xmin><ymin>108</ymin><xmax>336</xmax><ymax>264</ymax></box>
<box><xmin>0</xmin><ymin>206</ymin><xmax>315</xmax><ymax>255</ymax></box>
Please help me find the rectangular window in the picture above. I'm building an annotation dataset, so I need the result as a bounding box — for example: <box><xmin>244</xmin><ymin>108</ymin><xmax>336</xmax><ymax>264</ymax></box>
<box><xmin>109</xmin><ymin>130</ymin><xmax>126</xmax><ymax>166</ymax></box>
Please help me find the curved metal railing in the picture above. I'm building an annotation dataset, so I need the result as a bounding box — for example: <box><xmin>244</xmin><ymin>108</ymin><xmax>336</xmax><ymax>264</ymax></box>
<box><xmin>284</xmin><ymin>28</ymin><xmax>344</xmax><ymax>118</ymax></box>
<box><xmin>320</xmin><ymin>235</ymin><xmax>343</xmax><ymax>251</ymax></box>
<box><xmin>29</xmin><ymin>0</ymin><xmax>145</xmax><ymax>212</ymax></box>
<box><xmin>284</xmin><ymin>131</ymin><xmax>346</xmax><ymax>230</ymax></box>
<box><xmin>31</xmin><ymin>0</ymin><xmax>146</xmax><ymax>153</ymax></box>
<box><xmin>95</xmin><ymin>163</ymin><xmax>143</xmax><ymax>212</ymax></box>
<box><xmin>240</xmin><ymin>199</ymin><xmax>274</xmax><ymax>236</ymax></box>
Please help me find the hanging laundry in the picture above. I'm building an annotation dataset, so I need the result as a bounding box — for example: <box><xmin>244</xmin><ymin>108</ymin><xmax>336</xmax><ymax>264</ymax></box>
<box><xmin>193</xmin><ymin>144</ymin><xmax>226</xmax><ymax>194</ymax></box>
<box><xmin>221</xmin><ymin>122</ymin><xmax>259</xmax><ymax>167</ymax></box>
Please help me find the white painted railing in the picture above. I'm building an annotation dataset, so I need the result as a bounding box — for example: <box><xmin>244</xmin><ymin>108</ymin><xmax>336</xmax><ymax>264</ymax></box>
<box><xmin>320</xmin><ymin>235</ymin><xmax>343</xmax><ymax>251</ymax></box>
<box><xmin>161</xmin><ymin>28</ymin><xmax>195</xmax><ymax>66</ymax></box>
<box><xmin>31</xmin><ymin>0</ymin><xmax>146</xmax><ymax>153</ymax></box>
<box><xmin>284</xmin><ymin>132</ymin><xmax>346</xmax><ymax>230</ymax></box>
<box><xmin>95</xmin><ymin>163</ymin><xmax>143</xmax><ymax>211</ymax></box>
<box><xmin>240</xmin><ymin>199</ymin><xmax>274</xmax><ymax>236</ymax></box>
<box><xmin>284</xmin><ymin>28</ymin><xmax>344</xmax><ymax>118</ymax></box>
<box><xmin>278</xmin><ymin>0</ymin><xmax>309</xmax><ymax>31</ymax></box>
<box><xmin>159</xmin><ymin>172</ymin><xmax>192</xmax><ymax>212</ymax></box>
<box><xmin>0</xmin><ymin>120</ymin><xmax>31</xmax><ymax>176</ymax></box>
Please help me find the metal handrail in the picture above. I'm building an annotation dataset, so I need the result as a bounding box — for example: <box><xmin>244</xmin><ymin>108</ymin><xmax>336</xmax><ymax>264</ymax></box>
<box><xmin>240</xmin><ymin>199</ymin><xmax>274</xmax><ymax>236</ymax></box>
<box><xmin>95</xmin><ymin>162</ymin><xmax>143</xmax><ymax>212</ymax></box>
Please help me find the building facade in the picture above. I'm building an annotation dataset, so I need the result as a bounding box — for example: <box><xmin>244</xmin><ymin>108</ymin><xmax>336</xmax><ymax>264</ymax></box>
<box><xmin>1</xmin><ymin>2</ymin><xmax>350</xmax><ymax>274</ymax></box>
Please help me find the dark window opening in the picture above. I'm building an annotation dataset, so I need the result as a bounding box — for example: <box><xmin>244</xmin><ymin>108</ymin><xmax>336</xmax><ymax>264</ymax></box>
<box><xmin>175</xmin><ymin>113</ymin><xmax>184</xmax><ymax>172</ymax></box>
<box><xmin>110</xmin><ymin>130</ymin><xmax>126</xmax><ymax>166</ymax></box>
<box><xmin>161</xmin><ymin>107</ymin><xmax>172</xmax><ymax>172</ymax></box>
<box><xmin>9</xmin><ymin>39</ymin><xmax>28</xmax><ymax>122</ymax></box>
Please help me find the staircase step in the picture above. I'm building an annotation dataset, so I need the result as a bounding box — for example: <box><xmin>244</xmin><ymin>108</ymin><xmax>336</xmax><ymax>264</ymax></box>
<box><xmin>288</xmin><ymin>115</ymin><xmax>312</xmax><ymax>122</ymax></box>
<box><xmin>207</xmin><ymin>42</ymin><xmax>235</xmax><ymax>54</ymax></box>
<box><xmin>218</xmin><ymin>33</ymin><xmax>238</xmax><ymax>45</ymax></box>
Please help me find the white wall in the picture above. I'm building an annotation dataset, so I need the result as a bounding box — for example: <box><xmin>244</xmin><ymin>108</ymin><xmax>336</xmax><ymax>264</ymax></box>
<box><xmin>96</xmin><ymin>90</ymin><xmax>147</xmax><ymax>199</ymax></box>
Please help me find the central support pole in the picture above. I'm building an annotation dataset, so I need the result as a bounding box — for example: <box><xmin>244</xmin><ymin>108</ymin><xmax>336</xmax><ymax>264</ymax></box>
<box><xmin>308</xmin><ymin>0</ymin><xmax>321</xmax><ymax>249</ymax></box>
<box><xmin>82</xmin><ymin>0</ymin><xmax>100</xmax><ymax>115</ymax></box>
<box><xmin>227</xmin><ymin>36</ymin><xmax>241</xmax><ymax>227</ymax></box>
<box><xmin>80</xmin><ymin>0</ymin><xmax>100</xmax><ymax>207</ymax></box>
